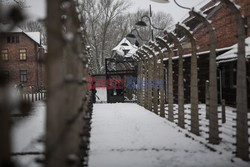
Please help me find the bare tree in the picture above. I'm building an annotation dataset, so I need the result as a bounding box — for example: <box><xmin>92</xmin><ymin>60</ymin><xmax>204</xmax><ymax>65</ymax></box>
<box><xmin>81</xmin><ymin>0</ymin><xmax>173</xmax><ymax>74</ymax></box>
<box><xmin>81</xmin><ymin>0</ymin><xmax>131</xmax><ymax>73</ymax></box>
<box><xmin>19</xmin><ymin>20</ymin><xmax>47</xmax><ymax>44</ymax></box>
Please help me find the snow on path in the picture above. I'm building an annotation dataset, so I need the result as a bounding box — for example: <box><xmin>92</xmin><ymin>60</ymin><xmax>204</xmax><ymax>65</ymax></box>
<box><xmin>11</xmin><ymin>101</ymin><xmax>46</xmax><ymax>167</ymax></box>
<box><xmin>88</xmin><ymin>103</ymin><xmax>249</xmax><ymax>167</ymax></box>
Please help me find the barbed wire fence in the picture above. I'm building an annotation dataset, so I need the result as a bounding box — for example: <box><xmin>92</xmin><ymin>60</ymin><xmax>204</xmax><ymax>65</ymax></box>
<box><xmin>45</xmin><ymin>0</ymin><xmax>92</xmax><ymax>167</ymax></box>
<box><xmin>0</xmin><ymin>0</ymin><xmax>93</xmax><ymax>167</ymax></box>
<box><xmin>135</xmin><ymin>0</ymin><xmax>249</xmax><ymax>161</ymax></box>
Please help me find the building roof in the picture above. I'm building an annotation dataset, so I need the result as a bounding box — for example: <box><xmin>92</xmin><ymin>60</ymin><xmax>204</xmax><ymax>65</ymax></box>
<box><xmin>216</xmin><ymin>37</ymin><xmax>250</xmax><ymax>63</ymax></box>
<box><xmin>112</xmin><ymin>38</ymin><xmax>138</xmax><ymax>57</ymax></box>
<box><xmin>24</xmin><ymin>32</ymin><xmax>41</xmax><ymax>45</ymax></box>
<box><xmin>0</xmin><ymin>23</ymin><xmax>41</xmax><ymax>46</ymax></box>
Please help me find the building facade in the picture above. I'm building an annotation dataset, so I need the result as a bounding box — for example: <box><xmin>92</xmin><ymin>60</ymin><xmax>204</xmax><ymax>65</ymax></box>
<box><xmin>163</xmin><ymin>0</ymin><xmax>250</xmax><ymax>106</ymax></box>
<box><xmin>0</xmin><ymin>29</ymin><xmax>46</xmax><ymax>92</ymax></box>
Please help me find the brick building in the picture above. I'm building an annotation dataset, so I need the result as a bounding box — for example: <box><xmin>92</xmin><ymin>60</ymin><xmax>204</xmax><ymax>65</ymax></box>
<box><xmin>163</xmin><ymin>0</ymin><xmax>250</xmax><ymax>106</ymax></box>
<box><xmin>0</xmin><ymin>27</ymin><xmax>46</xmax><ymax>92</ymax></box>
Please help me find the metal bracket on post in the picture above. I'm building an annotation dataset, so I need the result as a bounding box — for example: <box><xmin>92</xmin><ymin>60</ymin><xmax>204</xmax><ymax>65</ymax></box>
<box><xmin>190</xmin><ymin>10</ymin><xmax>220</xmax><ymax>144</ymax></box>
<box><xmin>176</xmin><ymin>23</ymin><xmax>199</xmax><ymax>136</ymax></box>
<box><xmin>220</xmin><ymin>0</ymin><xmax>249</xmax><ymax>161</ymax></box>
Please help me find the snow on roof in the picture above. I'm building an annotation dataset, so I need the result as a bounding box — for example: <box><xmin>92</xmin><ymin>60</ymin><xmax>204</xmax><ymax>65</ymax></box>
<box><xmin>112</xmin><ymin>38</ymin><xmax>138</xmax><ymax>57</ymax></box>
<box><xmin>125</xmin><ymin>45</ymin><xmax>138</xmax><ymax>57</ymax></box>
<box><xmin>216</xmin><ymin>37</ymin><xmax>250</xmax><ymax>62</ymax></box>
<box><xmin>202</xmin><ymin>1</ymin><xmax>221</xmax><ymax>14</ymax></box>
<box><xmin>112</xmin><ymin>38</ymin><xmax>132</xmax><ymax>51</ymax></box>
<box><xmin>194</xmin><ymin>0</ymin><xmax>218</xmax><ymax>11</ymax></box>
<box><xmin>0</xmin><ymin>23</ymin><xmax>41</xmax><ymax>45</ymax></box>
<box><xmin>24</xmin><ymin>32</ymin><xmax>41</xmax><ymax>45</ymax></box>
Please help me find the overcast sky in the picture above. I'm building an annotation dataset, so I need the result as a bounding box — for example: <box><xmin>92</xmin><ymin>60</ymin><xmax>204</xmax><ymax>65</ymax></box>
<box><xmin>23</xmin><ymin>0</ymin><xmax>209</xmax><ymax>23</ymax></box>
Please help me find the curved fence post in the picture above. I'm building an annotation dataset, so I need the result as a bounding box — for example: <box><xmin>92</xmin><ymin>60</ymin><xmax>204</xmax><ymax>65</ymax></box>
<box><xmin>153</xmin><ymin>42</ymin><xmax>166</xmax><ymax>118</ymax></box>
<box><xmin>190</xmin><ymin>10</ymin><xmax>220</xmax><ymax>144</ymax></box>
<box><xmin>138</xmin><ymin>50</ymin><xmax>147</xmax><ymax>106</ymax></box>
<box><xmin>136</xmin><ymin>51</ymin><xmax>145</xmax><ymax>106</ymax></box>
<box><xmin>165</xmin><ymin>31</ymin><xmax>185</xmax><ymax>128</ymax></box>
<box><xmin>220</xmin><ymin>0</ymin><xmax>249</xmax><ymax>160</ymax></box>
<box><xmin>133</xmin><ymin>53</ymin><xmax>141</xmax><ymax>105</ymax></box>
<box><xmin>143</xmin><ymin>46</ymin><xmax>156</xmax><ymax>113</ymax></box>
<box><xmin>156</xmin><ymin>37</ymin><xmax>174</xmax><ymax>122</ymax></box>
<box><xmin>151</xmin><ymin>44</ymin><xmax>160</xmax><ymax>115</ymax></box>
<box><xmin>176</xmin><ymin>23</ymin><xmax>199</xmax><ymax>135</ymax></box>
<box><xmin>141</xmin><ymin>49</ymin><xmax>150</xmax><ymax>110</ymax></box>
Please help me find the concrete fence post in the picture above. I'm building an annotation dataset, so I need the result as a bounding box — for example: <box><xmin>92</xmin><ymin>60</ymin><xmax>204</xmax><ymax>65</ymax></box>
<box><xmin>141</xmin><ymin>50</ymin><xmax>150</xmax><ymax>110</ymax></box>
<box><xmin>144</xmin><ymin>45</ymin><xmax>159</xmax><ymax>114</ymax></box>
<box><xmin>176</xmin><ymin>24</ymin><xmax>199</xmax><ymax>135</ymax></box>
<box><xmin>45</xmin><ymin>0</ymin><xmax>88</xmax><ymax>166</ymax></box>
<box><xmin>190</xmin><ymin>10</ymin><xmax>220</xmax><ymax>144</ymax></box>
<box><xmin>142</xmin><ymin>47</ymin><xmax>153</xmax><ymax>112</ymax></box>
<box><xmin>153</xmin><ymin>43</ymin><xmax>166</xmax><ymax>118</ymax></box>
<box><xmin>137</xmin><ymin>51</ymin><xmax>146</xmax><ymax>106</ymax></box>
<box><xmin>165</xmin><ymin>31</ymin><xmax>185</xmax><ymax>128</ymax></box>
<box><xmin>220</xmin><ymin>0</ymin><xmax>249</xmax><ymax>160</ymax></box>
<box><xmin>156</xmin><ymin>37</ymin><xmax>174</xmax><ymax>122</ymax></box>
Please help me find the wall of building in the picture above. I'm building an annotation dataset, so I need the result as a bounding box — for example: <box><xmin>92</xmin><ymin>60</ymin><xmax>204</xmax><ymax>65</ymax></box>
<box><xmin>0</xmin><ymin>32</ymin><xmax>45</xmax><ymax>92</ymax></box>
<box><xmin>164</xmin><ymin>0</ymin><xmax>250</xmax><ymax>107</ymax></box>
<box><xmin>193</xmin><ymin>0</ymin><xmax>250</xmax><ymax>53</ymax></box>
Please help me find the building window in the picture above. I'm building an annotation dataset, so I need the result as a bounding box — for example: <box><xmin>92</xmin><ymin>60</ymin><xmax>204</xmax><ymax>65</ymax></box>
<box><xmin>1</xmin><ymin>49</ymin><xmax>8</xmax><ymax>61</ymax></box>
<box><xmin>20</xmin><ymin>70</ymin><xmax>27</xmax><ymax>83</ymax></box>
<box><xmin>19</xmin><ymin>49</ymin><xmax>27</xmax><ymax>60</ymax></box>
<box><xmin>16</xmin><ymin>36</ymin><xmax>19</xmax><ymax>43</ymax></box>
<box><xmin>11</xmin><ymin>36</ymin><xmax>15</xmax><ymax>43</ymax></box>
<box><xmin>7</xmin><ymin>35</ymin><xmax>20</xmax><ymax>43</ymax></box>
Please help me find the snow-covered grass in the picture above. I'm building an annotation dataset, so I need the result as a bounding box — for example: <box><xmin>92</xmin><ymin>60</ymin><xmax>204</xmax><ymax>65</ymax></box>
<box><xmin>11</xmin><ymin>101</ymin><xmax>46</xmax><ymax>167</ymax></box>
<box><xmin>163</xmin><ymin>104</ymin><xmax>250</xmax><ymax>155</ymax></box>
<box><xmin>88</xmin><ymin>103</ymin><xmax>250</xmax><ymax>167</ymax></box>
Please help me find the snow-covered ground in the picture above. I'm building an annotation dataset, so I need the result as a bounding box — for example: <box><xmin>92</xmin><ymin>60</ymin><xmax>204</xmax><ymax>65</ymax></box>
<box><xmin>88</xmin><ymin>103</ymin><xmax>250</xmax><ymax>167</ymax></box>
<box><xmin>11</xmin><ymin>101</ymin><xmax>46</xmax><ymax>167</ymax></box>
<box><xmin>96</xmin><ymin>88</ymin><xmax>107</xmax><ymax>102</ymax></box>
<box><xmin>164</xmin><ymin>104</ymin><xmax>250</xmax><ymax>154</ymax></box>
